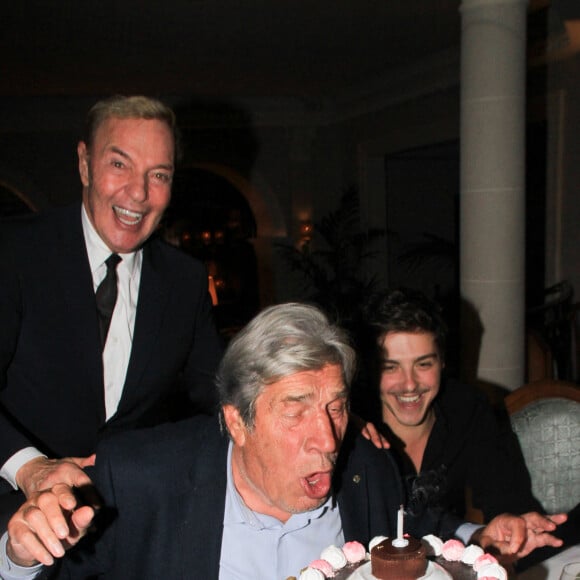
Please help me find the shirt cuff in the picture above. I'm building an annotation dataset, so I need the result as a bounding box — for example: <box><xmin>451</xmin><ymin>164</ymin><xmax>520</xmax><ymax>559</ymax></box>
<box><xmin>0</xmin><ymin>448</ymin><xmax>46</xmax><ymax>490</ymax></box>
<box><xmin>0</xmin><ymin>532</ymin><xmax>43</xmax><ymax>579</ymax></box>
<box><xmin>455</xmin><ymin>522</ymin><xmax>484</xmax><ymax>545</ymax></box>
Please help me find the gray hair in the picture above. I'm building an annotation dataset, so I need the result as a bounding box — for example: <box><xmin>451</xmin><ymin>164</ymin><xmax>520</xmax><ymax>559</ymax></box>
<box><xmin>83</xmin><ymin>95</ymin><xmax>181</xmax><ymax>161</ymax></box>
<box><xmin>217</xmin><ymin>302</ymin><xmax>356</xmax><ymax>431</ymax></box>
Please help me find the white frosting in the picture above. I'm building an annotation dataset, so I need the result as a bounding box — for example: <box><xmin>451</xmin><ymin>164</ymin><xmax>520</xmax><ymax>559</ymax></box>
<box><xmin>320</xmin><ymin>544</ymin><xmax>347</xmax><ymax>570</ymax></box>
<box><xmin>461</xmin><ymin>544</ymin><xmax>484</xmax><ymax>565</ymax></box>
<box><xmin>299</xmin><ymin>567</ymin><xmax>326</xmax><ymax>580</ymax></box>
<box><xmin>422</xmin><ymin>534</ymin><xmax>444</xmax><ymax>557</ymax></box>
<box><xmin>477</xmin><ymin>563</ymin><xmax>508</xmax><ymax>580</ymax></box>
<box><xmin>425</xmin><ymin>561</ymin><xmax>453</xmax><ymax>580</ymax></box>
<box><xmin>368</xmin><ymin>535</ymin><xmax>388</xmax><ymax>552</ymax></box>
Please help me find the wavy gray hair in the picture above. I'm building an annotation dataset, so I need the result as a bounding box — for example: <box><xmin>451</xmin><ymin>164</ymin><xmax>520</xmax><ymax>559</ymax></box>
<box><xmin>217</xmin><ymin>302</ymin><xmax>356</xmax><ymax>431</ymax></box>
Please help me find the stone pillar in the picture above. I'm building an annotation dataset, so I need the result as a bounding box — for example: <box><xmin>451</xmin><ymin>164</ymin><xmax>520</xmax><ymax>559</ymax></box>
<box><xmin>459</xmin><ymin>0</ymin><xmax>528</xmax><ymax>391</ymax></box>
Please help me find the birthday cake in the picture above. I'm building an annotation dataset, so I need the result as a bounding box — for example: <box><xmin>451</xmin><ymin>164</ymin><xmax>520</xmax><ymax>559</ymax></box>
<box><xmin>293</xmin><ymin>535</ymin><xmax>508</xmax><ymax>580</ymax></box>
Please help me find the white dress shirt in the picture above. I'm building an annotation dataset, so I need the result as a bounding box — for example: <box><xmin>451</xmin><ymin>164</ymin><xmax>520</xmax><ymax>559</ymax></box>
<box><xmin>0</xmin><ymin>205</ymin><xmax>141</xmax><ymax>488</ymax></box>
<box><xmin>83</xmin><ymin>206</ymin><xmax>142</xmax><ymax>420</ymax></box>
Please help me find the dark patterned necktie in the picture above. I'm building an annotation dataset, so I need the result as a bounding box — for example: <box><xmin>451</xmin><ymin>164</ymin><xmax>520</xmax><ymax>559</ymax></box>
<box><xmin>95</xmin><ymin>254</ymin><xmax>122</xmax><ymax>348</ymax></box>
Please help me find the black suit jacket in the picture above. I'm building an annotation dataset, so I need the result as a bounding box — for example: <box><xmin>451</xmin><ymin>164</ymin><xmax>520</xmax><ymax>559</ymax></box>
<box><xmin>0</xmin><ymin>203</ymin><xmax>223</xmax><ymax>470</ymax></box>
<box><xmin>49</xmin><ymin>418</ymin><xmax>462</xmax><ymax>579</ymax></box>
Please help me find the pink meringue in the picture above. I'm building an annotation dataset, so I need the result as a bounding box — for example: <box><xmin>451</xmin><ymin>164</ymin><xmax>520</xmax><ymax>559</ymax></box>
<box><xmin>473</xmin><ymin>553</ymin><xmax>499</xmax><ymax>571</ymax></box>
<box><xmin>308</xmin><ymin>559</ymin><xmax>334</xmax><ymax>577</ymax></box>
<box><xmin>342</xmin><ymin>541</ymin><xmax>366</xmax><ymax>564</ymax></box>
<box><xmin>441</xmin><ymin>539</ymin><xmax>465</xmax><ymax>561</ymax></box>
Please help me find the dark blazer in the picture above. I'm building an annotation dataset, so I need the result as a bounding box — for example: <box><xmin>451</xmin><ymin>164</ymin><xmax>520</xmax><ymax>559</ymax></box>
<box><xmin>48</xmin><ymin>418</ymin><xmax>462</xmax><ymax>579</ymax></box>
<box><xmin>0</xmin><ymin>203</ymin><xmax>223</xmax><ymax>470</ymax></box>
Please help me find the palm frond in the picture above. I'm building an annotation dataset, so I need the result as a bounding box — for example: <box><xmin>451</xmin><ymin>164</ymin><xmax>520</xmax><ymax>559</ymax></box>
<box><xmin>274</xmin><ymin>185</ymin><xmax>386</xmax><ymax>325</ymax></box>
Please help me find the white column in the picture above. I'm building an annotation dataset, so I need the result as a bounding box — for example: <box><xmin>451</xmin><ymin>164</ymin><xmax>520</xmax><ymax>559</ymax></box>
<box><xmin>460</xmin><ymin>0</ymin><xmax>528</xmax><ymax>391</ymax></box>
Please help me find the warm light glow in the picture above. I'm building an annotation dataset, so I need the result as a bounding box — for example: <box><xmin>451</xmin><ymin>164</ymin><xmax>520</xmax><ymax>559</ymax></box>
<box><xmin>300</xmin><ymin>221</ymin><xmax>313</xmax><ymax>238</ymax></box>
<box><xmin>299</xmin><ymin>221</ymin><xmax>313</xmax><ymax>247</ymax></box>
<box><xmin>208</xmin><ymin>275</ymin><xmax>219</xmax><ymax>306</ymax></box>
<box><xmin>201</xmin><ymin>230</ymin><xmax>212</xmax><ymax>244</ymax></box>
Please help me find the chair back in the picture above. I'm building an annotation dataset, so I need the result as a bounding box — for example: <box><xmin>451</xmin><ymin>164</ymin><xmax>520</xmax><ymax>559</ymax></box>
<box><xmin>505</xmin><ymin>380</ymin><xmax>580</xmax><ymax>514</ymax></box>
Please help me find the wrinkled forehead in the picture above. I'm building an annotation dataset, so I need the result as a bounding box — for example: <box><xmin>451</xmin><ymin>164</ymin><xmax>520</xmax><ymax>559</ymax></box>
<box><xmin>259</xmin><ymin>365</ymin><xmax>348</xmax><ymax>403</ymax></box>
<box><xmin>90</xmin><ymin>117</ymin><xmax>175</xmax><ymax>162</ymax></box>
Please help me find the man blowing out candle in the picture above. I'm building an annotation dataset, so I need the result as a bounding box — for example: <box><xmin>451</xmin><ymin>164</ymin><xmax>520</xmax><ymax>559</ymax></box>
<box><xmin>1</xmin><ymin>304</ymin><xmax>566</xmax><ymax>579</ymax></box>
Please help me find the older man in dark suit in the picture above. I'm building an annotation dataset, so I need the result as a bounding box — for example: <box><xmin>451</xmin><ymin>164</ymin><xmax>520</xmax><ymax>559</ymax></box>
<box><xmin>1</xmin><ymin>304</ymin><xmax>566</xmax><ymax>579</ymax></box>
<box><xmin>0</xmin><ymin>96</ymin><xmax>223</xmax><ymax>506</ymax></box>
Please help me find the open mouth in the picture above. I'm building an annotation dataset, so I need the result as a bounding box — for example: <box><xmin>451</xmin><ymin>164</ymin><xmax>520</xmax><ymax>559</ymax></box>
<box><xmin>302</xmin><ymin>471</ymin><xmax>332</xmax><ymax>499</ymax></box>
<box><xmin>396</xmin><ymin>393</ymin><xmax>422</xmax><ymax>404</ymax></box>
<box><xmin>113</xmin><ymin>205</ymin><xmax>144</xmax><ymax>226</ymax></box>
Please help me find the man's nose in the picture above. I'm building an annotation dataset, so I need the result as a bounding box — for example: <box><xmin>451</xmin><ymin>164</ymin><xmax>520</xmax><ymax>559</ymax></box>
<box><xmin>127</xmin><ymin>174</ymin><xmax>148</xmax><ymax>202</ymax></box>
<box><xmin>401</xmin><ymin>367</ymin><xmax>417</xmax><ymax>391</ymax></box>
<box><xmin>309</xmin><ymin>410</ymin><xmax>339</xmax><ymax>453</ymax></box>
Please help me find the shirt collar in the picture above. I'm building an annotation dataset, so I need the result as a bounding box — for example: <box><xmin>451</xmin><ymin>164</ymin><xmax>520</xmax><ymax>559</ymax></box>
<box><xmin>81</xmin><ymin>203</ymin><xmax>141</xmax><ymax>280</ymax></box>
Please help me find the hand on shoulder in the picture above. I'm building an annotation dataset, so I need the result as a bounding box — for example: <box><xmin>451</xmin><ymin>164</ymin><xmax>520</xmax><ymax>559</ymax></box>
<box><xmin>16</xmin><ymin>455</ymin><xmax>96</xmax><ymax>499</ymax></box>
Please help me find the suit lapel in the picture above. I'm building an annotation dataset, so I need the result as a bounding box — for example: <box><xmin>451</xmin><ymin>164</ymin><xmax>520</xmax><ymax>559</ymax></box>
<box><xmin>337</xmin><ymin>463</ymin><xmax>370</xmax><ymax>543</ymax></box>
<box><xmin>122</xmin><ymin>240</ymin><xmax>172</xmax><ymax>402</ymax></box>
<box><xmin>55</xmin><ymin>204</ymin><xmax>106</xmax><ymax>422</ymax></box>
<box><xmin>178</xmin><ymin>433</ymin><xmax>228</xmax><ymax>578</ymax></box>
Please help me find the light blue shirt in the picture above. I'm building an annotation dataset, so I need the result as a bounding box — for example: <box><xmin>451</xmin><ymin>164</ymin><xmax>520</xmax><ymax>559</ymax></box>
<box><xmin>0</xmin><ymin>533</ymin><xmax>41</xmax><ymax>580</ymax></box>
<box><xmin>219</xmin><ymin>443</ymin><xmax>345</xmax><ymax>580</ymax></box>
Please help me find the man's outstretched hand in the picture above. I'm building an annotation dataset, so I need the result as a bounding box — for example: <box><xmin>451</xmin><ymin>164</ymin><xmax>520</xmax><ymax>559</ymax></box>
<box><xmin>474</xmin><ymin>511</ymin><xmax>567</xmax><ymax>560</ymax></box>
<box><xmin>7</xmin><ymin>483</ymin><xmax>97</xmax><ymax>567</ymax></box>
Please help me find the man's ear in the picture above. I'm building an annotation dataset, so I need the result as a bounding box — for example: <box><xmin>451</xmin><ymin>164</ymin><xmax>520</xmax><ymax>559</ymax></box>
<box><xmin>222</xmin><ymin>405</ymin><xmax>247</xmax><ymax>446</ymax></box>
<box><xmin>78</xmin><ymin>141</ymin><xmax>90</xmax><ymax>187</ymax></box>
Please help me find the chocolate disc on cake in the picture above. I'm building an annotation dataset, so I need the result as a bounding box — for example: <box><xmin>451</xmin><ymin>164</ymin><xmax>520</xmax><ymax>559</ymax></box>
<box><xmin>370</xmin><ymin>537</ymin><xmax>427</xmax><ymax>580</ymax></box>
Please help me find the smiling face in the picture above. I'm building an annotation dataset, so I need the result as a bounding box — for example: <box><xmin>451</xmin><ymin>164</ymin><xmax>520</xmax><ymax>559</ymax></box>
<box><xmin>379</xmin><ymin>331</ymin><xmax>442</xmax><ymax>431</ymax></box>
<box><xmin>224</xmin><ymin>364</ymin><xmax>349</xmax><ymax>523</ymax></box>
<box><xmin>78</xmin><ymin>116</ymin><xmax>174</xmax><ymax>254</ymax></box>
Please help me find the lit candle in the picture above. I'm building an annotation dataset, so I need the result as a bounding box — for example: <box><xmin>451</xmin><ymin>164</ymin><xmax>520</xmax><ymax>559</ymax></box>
<box><xmin>392</xmin><ymin>504</ymin><xmax>409</xmax><ymax>548</ymax></box>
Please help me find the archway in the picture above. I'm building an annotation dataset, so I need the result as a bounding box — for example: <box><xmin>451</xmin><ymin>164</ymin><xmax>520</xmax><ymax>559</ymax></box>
<box><xmin>0</xmin><ymin>180</ymin><xmax>38</xmax><ymax>217</ymax></box>
<box><xmin>161</xmin><ymin>166</ymin><xmax>268</xmax><ymax>337</ymax></box>
<box><xmin>191</xmin><ymin>162</ymin><xmax>286</xmax><ymax>238</ymax></box>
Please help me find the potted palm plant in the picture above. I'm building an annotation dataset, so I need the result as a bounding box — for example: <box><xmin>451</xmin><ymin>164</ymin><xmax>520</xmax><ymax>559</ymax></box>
<box><xmin>276</xmin><ymin>186</ymin><xmax>386</xmax><ymax>330</ymax></box>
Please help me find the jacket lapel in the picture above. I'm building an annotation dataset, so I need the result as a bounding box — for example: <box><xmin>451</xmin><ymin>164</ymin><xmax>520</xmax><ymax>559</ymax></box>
<box><xmin>178</xmin><ymin>432</ymin><xmax>229</xmax><ymax>578</ymax></box>
<box><xmin>337</xmin><ymin>462</ymin><xmax>371</xmax><ymax>544</ymax></box>
<box><xmin>55</xmin><ymin>204</ymin><xmax>106</xmax><ymax>422</ymax></box>
<box><xmin>122</xmin><ymin>240</ymin><xmax>172</xmax><ymax>403</ymax></box>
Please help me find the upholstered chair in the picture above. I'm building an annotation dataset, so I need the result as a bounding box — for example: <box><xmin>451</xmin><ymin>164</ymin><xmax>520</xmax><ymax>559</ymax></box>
<box><xmin>505</xmin><ymin>379</ymin><xmax>580</xmax><ymax>514</ymax></box>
